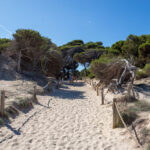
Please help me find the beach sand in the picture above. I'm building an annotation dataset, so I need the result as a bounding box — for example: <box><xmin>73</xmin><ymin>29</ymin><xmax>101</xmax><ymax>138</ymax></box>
<box><xmin>0</xmin><ymin>81</ymin><xmax>140</xmax><ymax>150</ymax></box>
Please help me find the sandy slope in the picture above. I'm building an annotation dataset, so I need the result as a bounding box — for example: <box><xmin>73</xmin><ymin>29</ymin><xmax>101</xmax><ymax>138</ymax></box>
<box><xmin>0</xmin><ymin>82</ymin><xmax>140</xmax><ymax>150</ymax></box>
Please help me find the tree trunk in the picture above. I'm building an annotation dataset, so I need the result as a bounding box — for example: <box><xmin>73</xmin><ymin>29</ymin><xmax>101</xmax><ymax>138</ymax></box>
<box><xmin>84</xmin><ymin>64</ymin><xmax>87</xmax><ymax>76</ymax></box>
<box><xmin>17</xmin><ymin>51</ymin><xmax>22</xmax><ymax>73</ymax></box>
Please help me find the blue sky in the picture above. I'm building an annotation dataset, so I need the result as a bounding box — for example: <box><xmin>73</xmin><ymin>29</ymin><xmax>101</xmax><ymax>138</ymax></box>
<box><xmin>0</xmin><ymin>0</ymin><xmax>150</xmax><ymax>70</ymax></box>
<box><xmin>0</xmin><ymin>0</ymin><xmax>150</xmax><ymax>47</ymax></box>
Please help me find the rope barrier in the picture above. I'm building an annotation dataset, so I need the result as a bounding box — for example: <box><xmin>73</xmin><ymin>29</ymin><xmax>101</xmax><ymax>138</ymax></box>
<box><xmin>114</xmin><ymin>102</ymin><xmax>144</xmax><ymax>150</ymax></box>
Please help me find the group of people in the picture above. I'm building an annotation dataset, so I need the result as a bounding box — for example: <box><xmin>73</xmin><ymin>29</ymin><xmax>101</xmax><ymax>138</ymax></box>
<box><xmin>59</xmin><ymin>72</ymin><xmax>78</xmax><ymax>84</ymax></box>
<box><xmin>69</xmin><ymin>73</ymin><xmax>77</xmax><ymax>84</ymax></box>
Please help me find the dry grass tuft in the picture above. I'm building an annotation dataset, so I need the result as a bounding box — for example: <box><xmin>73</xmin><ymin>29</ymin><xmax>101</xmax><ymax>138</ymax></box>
<box><xmin>121</xmin><ymin>108</ymin><xmax>137</xmax><ymax>125</ymax></box>
<box><xmin>13</xmin><ymin>97</ymin><xmax>33</xmax><ymax>110</ymax></box>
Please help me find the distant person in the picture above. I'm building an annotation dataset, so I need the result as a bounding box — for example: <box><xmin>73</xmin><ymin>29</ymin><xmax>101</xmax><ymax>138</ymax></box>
<box><xmin>69</xmin><ymin>73</ymin><xmax>72</xmax><ymax>84</ymax></box>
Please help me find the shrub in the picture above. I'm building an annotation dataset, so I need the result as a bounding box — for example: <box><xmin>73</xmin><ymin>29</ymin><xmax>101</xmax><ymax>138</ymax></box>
<box><xmin>136</xmin><ymin>64</ymin><xmax>150</xmax><ymax>79</ymax></box>
<box><xmin>5</xmin><ymin>106</ymin><xmax>18</xmax><ymax>116</ymax></box>
<box><xmin>121</xmin><ymin>109</ymin><xmax>137</xmax><ymax>125</ymax></box>
<box><xmin>14</xmin><ymin>97</ymin><xmax>33</xmax><ymax>109</ymax></box>
<box><xmin>136</xmin><ymin>70</ymin><xmax>148</xmax><ymax>79</ymax></box>
<box><xmin>88</xmin><ymin>72</ymin><xmax>95</xmax><ymax>79</ymax></box>
<box><xmin>0</xmin><ymin>38</ymin><xmax>11</xmax><ymax>53</ymax></box>
<box><xmin>143</xmin><ymin>64</ymin><xmax>150</xmax><ymax>75</ymax></box>
<box><xmin>138</xmin><ymin>43</ymin><xmax>150</xmax><ymax>60</ymax></box>
<box><xmin>119</xmin><ymin>95</ymin><xmax>138</xmax><ymax>103</ymax></box>
<box><xmin>135</xmin><ymin>101</ymin><xmax>150</xmax><ymax>112</ymax></box>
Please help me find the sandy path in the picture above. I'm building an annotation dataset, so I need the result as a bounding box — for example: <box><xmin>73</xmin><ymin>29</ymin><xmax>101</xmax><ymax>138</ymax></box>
<box><xmin>0</xmin><ymin>82</ymin><xmax>140</xmax><ymax>150</ymax></box>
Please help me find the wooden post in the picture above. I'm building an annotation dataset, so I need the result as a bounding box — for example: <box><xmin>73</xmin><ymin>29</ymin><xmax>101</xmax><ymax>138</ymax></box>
<box><xmin>113</xmin><ymin>98</ymin><xmax>117</xmax><ymax>128</ymax></box>
<box><xmin>131</xmin><ymin>85</ymin><xmax>135</xmax><ymax>98</ymax></box>
<box><xmin>128</xmin><ymin>83</ymin><xmax>135</xmax><ymax>99</ymax></box>
<box><xmin>33</xmin><ymin>86</ymin><xmax>37</xmax><ymax>102</ymax></box>
<box><xmin>127</xmin><ymin>83</ymin><xmax>132</xmax><ymax>97</ymax></box>
<box><xmin>96</xmin><ymin>86</ymin><xmax>99</xmax><ymax>96</ymax></box>
<box><xmin>101</xmin><ymin>88</ymin><xmax>104</xmax><ymax>105</ymax></box>
<box><xmin>0</xmin><ymin>91</ymin><xmax>5</xmax><ymax>116</ymax></box>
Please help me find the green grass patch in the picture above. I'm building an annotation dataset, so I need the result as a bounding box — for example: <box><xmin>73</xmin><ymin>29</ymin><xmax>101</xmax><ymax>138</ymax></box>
<box><xmin>135</xmin><ymin>101</ymin><xmax>150</xmax><ymax>112</ymax></box>
<box><xmin>5</xmin><ymin>106</ymin><xmax>18</xmax><ymax>117</ymax></box>
<box><xmin>14</xmin><ymin>97</ymin><xmax>33</xmax><ymax>109</ymax></box>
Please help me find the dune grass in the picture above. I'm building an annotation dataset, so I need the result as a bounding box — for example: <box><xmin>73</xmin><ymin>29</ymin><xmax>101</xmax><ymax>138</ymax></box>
<box><xmin>14</xmin><ymin>97</ymin><xmax>33</xmax><ymax>109</ymax></box>
<box><xmin>120</xmin><ymin>100</ymin><xmax>150</xmax><ymax>125</ymax></box>
<box><xmin>121</xmin><ymin>109</ymin><xmax>137</xmax><ymax>125</ymax></box>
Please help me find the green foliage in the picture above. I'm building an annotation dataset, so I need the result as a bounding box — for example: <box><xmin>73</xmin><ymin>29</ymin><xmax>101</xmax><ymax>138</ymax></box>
<box><xmin>73</xmin><ymin>49</ymin><xmax>104</xmax><ymax>65</ymax></box>
<box><xmin>0</xmin><ymin>38</ymin><xmax>11</xmax><ymax>53</ymax></box>
<box><xmin>59</xmin><ymin>40</ymin><xmax>84</xmax><ymax>51</ymax></box>
<box><xmin>108</xmin><ymin>48</ymin><xmax>120</xmax><ymax>55</ymax></box>
<box><xmin>122</xmin><ymin>34</ymin><xmax>141</xmax><ymax>57</ymax></box>
<box><xmin>111</xmin><ymin>40</ymin><xmax>124</xmax><ymax>54</ymax></box>
<box><xmin>80</xmin><ymin>69</ymin><xmax>89</xmax><ymax>77</ymax></box>
<box><xmin>143</xmin><ymin>64</ymin><xmax>150</xmax><ymax>74</ymax></box>
<box><xmin>91</xmin><ymin>54</ymin><xmax>113</xmax><ymax>65</ymax></box>
<box><xmin>139</xmin><ymin>43</ymin><xmax>150</xmax><ymax>62</ymax></box>
<box><xmin>90</xmin><ymin>55</ymin><xmax>113</xmax><ymax>80</ymax></box>
<box><xmin>136</xmin><ymin>70</ymin><xmax>148</xmax><ymax>79</ymax></box>
<box><xmin>43</xmin><ymin>50</ymin><xmax>63</xmax><ymax>76</ymax></box>
<box><xmin>139</xmin><ymin>34</ymin><xmax>150</xmax><ymax>43</ymax></box>
<box><xmin>5</xmin><ymin>106</ymin><xmax>18</xmax><ymax>116</ymax></box>
<box><xmin>85</xmin><ymin>41</ymin><xmax>104</xmax><ymax>49</ymax></box>
<box><xmin>65</xmin><ymin>40</ymin><xmax>84</xmax><ymax>46</ymax></box>
<box><xmin>73</xmin><ymin>52</ymin><xmax>86</xmax><ymax>65</ymax></box>
<box><xmin>88</xmin><ymin>72</ymin><xmax>95</xmax><ymax>79</ymax></box>
<box><xmin>16</xmin><ymin>97</ymin><xmax>33</xmax><ymax>109</ymax></box>
<box><xmin>136</xmin><ymin>64</ymin><xmax>150</xmax><ymax>79</ymax></box>
<box><xmin>13</xmin><ymin>29</ymin><xmax>43</xmax><ymax>47</ymax></box>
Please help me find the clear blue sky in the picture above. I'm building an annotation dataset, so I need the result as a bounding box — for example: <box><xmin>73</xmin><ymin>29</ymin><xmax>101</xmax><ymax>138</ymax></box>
<box><xmin>0</xmin><ymin>0</ymin><xmax>150</xmax><ymax>47</ymax></box>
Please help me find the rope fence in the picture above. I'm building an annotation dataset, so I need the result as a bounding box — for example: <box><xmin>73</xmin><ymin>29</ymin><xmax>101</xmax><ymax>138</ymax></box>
<box><xmin>113</xmin><ymin>98</ymin><xmax>144</xmax><ymax>150</ymax></box>
<box><xmin>0</xmin><ymin>78</ymin><xmax>62</xmax><ymax>117</ymax></box>
<box><xmin>0</xmin><ymin>86</ymin><xmax>38</xmax><ymax>117</ymax></box>
<box><xmin>85</xmin><ymin>79</ymin><xmax>144</xmax><ymax>150</ymax></box>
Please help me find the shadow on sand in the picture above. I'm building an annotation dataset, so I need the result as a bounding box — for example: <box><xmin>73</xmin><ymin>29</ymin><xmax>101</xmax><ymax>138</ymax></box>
<box><xmin>134</xmin><ymin>83</ymin><xmax>150</xmax><ymax>96</ymax></box>
<box><xmin>50</xmin><ymin>81</ymin><xmax>85</xmax><ymax>100</ymax></box>
<box><xmin>65</xmin><ymin>81</ymin><xmax>85</xmax><ymax>87</ymax></box>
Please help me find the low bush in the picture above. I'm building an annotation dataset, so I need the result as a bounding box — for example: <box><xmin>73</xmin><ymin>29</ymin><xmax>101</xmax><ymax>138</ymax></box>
<box><xmin>14</xmin><ymin>97</ymin><xmax>33</xmax><ymax>109</ymax></box>
<box><xmin>121</xmin><ymin>109</ymin><xmax>137</xmax><ymax>125</ymax></box>
<box><xmin>135</xmin><ymin>101</ymin><xmax>150</xmax><ymax>112</ymax></box>
<box><xmin>136</xmin><ymin>70</ymin><xmax>148</xmax><ymax>79</ymax></box>
<box><xmin>5</xmin><ymin>106</ymin><xmax>18</xmax><ymax>117</ymax></box>
<box><xmin>136</xmin><ymin>64</ymin><xmax>150</xmax><ymax>79</ymax></box>
<box><xmin>119</xmin><ymin>95</ymin><xmax>138</xmax><ymax>103</ymax></box>
<box><xmin>126</xmin><ymin>101</ymin><xmax>150</xmax><ymax>115</ymax></box>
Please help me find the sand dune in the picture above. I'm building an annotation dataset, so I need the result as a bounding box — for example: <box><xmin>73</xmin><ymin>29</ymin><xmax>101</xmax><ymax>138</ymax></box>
<box><xmin>0</xmin><ymin>82</ymin><xmax>140</xmax><ymax>150</ymax></box>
